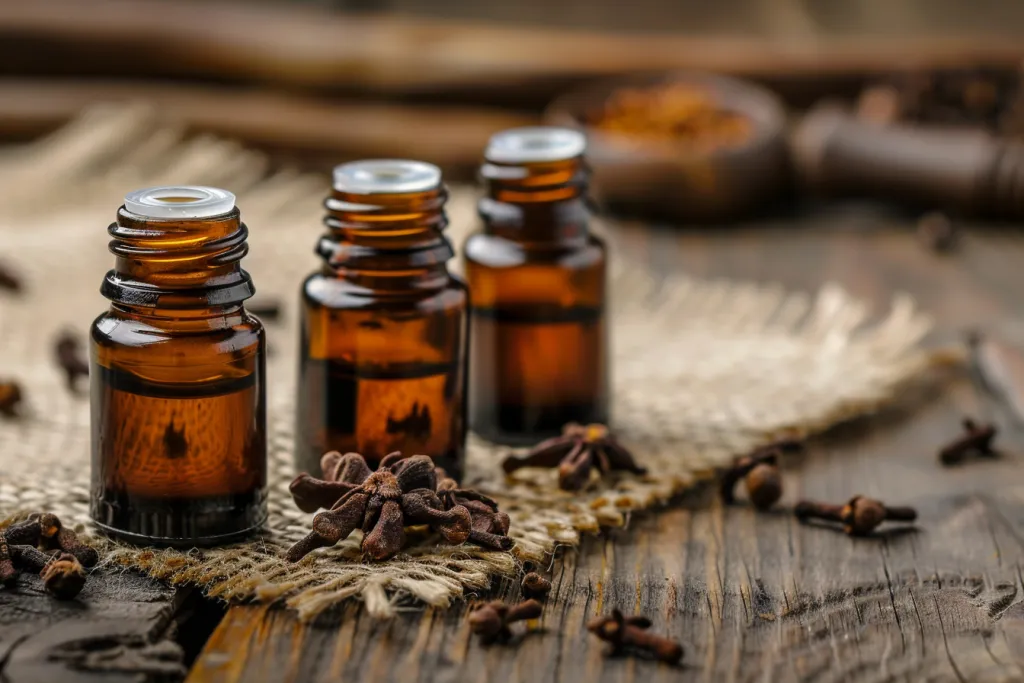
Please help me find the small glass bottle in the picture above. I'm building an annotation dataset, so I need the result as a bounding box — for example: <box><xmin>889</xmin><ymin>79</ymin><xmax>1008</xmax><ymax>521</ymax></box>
<box><xmin>465</xmin><ymin>127</ymin><xmax>608</xmax><ymax>445</ymax></box>
<box><xmin>295</xmin><ymin>160</ymin><xmax>468</xmax><ymax>477</ymax></box>
<box><xmin>90</xmin><ymin>186</ymin><xmax>267</xmax><ymax>546</ymax></box>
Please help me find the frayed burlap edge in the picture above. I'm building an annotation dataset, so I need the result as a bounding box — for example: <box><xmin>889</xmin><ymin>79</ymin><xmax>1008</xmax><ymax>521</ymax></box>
<box><xmin>0</xmin><ymin>105</ymin><xmax>953</xmax><ymax>620</ymax></box>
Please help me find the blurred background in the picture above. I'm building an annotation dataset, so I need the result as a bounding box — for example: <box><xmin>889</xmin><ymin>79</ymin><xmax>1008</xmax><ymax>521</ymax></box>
<box><xmin>3</xmin><ymin>0</ymin><xmax>1024</xmax><ymax>225</ymax></box>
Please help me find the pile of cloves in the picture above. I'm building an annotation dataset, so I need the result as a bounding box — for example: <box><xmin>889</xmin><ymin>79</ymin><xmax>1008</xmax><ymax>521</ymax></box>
<box><xmin>286</xmin><ymin>451</ymin><xmax>513</xmax><ymax>562</ymax></box>
<box><xmin>1</xmin><ymin>512</ymin><xmax>98</xmax><ymax>599</ymax></box>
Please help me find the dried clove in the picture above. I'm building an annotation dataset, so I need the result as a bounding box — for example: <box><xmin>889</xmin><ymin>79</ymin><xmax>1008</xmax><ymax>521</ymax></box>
<box><xmin>795</xmin><ymin>495</ymin><xmax>917</xmax><ymax>536</ymax></box>
<box><xmin>10</xmin><ymin>544</ymin><xmax>54</xmax><ymax>572</ymax></box>
<box><xmin>0</xmin><ymin>380</ymin><xmax>23</xmax><ymax>417</ymax></box>
<box><xmin>54</xmin><ymin>331</ymin><xmax>89</xmax><ymax>392</ymax></box>
<box><xmin>0</xmin><ymin>536</ymin><xmax>17</xmax><ymax>587</ymax></box>
<box><xmin>502</xmin><ymin>423</ymin><xmax>646</xmax><ymax>491</ymax></box>
<box><xmin>3</xmin><ymin>516</ymin><xmax>42</xmax><ymax>546</ymax></box>
<box><xmin>468</xmin><ymin>599</ymin><xmax>542</xmax><ymax>644</ymax></box>
<box><xmin>938</xmin><ymin>418</ymin><xmax>998</xmax><ymax>465</ymax></box>
<box><xmin>0</xmin><ymin>261</ymin><xmax>22</xmax><ymax>292</ymax></box>
<box><xmin>720</xmin><ymin>447</ymin><xmax>786</xmax><ymax>511</ymax></box>
<box><xmin>521</xmin><ymin>572</ymin><xmax>552</xmax><ymax>600</ymax></box>
<box><xmin>32</xmin><ymin>513</ymin><xmax>99</xmax><ymax>567</ymax></box>
<box><xmin>436</xmin><ymin>470</ymin><xmax>513</xmax><ymax>551</ymax></box>
<box><xmin>587</xmin><ymin>609</ymin><xmax>683</xmax><ymax>664</ymax></box>
<box><xmin>41</xmin><ymin>552</ymin><xmax>86</xmax><ymax>600</ymax></box>
<box><xmin>917</xmin><ymin>212</ymin><xmax>959</xmax><ymax>253</ymax></box>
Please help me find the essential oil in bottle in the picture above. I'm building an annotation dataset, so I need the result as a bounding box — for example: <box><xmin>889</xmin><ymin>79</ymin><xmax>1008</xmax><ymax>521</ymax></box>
<box><xmin>295</xmin><ymin>161</ymin><xmax>468</xmax><ymax>478</ymax></box>
<box><xmin>465</xmin><ymin>127</ymin><xmax>609</xmax><ymax>445</ymax></box>
<box><xmin>90</xmin><ymin>186</ymin><xmax>267</xmax><ymax>546</ymax></box>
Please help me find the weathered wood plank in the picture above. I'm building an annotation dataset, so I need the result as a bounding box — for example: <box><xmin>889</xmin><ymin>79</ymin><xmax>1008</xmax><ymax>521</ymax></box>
<box><xmin>0</xmin><ymin>567</ymin><xmax>188</xmax><ymax>683</ymax></box>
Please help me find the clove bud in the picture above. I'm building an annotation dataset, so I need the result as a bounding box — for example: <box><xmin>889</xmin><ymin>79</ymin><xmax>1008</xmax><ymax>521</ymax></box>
<box><xmin>521</xmin><ymin>572</ymin><xmax>552</xmax><ymax>601</ymax></box>
<box><xmin>41</xmin><ymin>552</ymin><xmax>86</xmax><ymax>600</ymax></box>
<box><xmin>587</xmin><ymin>609</ymin><xmax>683</xmax><ymax>664</ymax></box>
<box><xmin>468</xmin><ymin>599</ymin><xmax>542</xmax><ymax>644</ymax></box>
<box><xmin>795</xmin><ymin>495</ymin><xmax>917</xmax><ymax>536</ymax></box>
<box><xmin>54</xmin><ymin>331</ymin><xmax>89</xmax><ymax>392</ymax></box>
<box><xmin>720</xmin><ymin>443</ymin><xmax>792</xmax><ymax>511</ymax></box>
<box><xmin>0</xmin><ymin>537</ymin><xmax>17</xmax><ymax>587</ymax></box>
<box><xmin>938</xmin><ymin>418</ymin><xmax>998</xmax><ymax>465</ymax></box>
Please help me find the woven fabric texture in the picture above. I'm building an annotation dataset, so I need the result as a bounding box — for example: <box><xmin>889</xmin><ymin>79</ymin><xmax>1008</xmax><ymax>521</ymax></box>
<box><xmin>0</xmin><ymin>106</ymin><xmax>942</xmax><ymax>619</ymax></box>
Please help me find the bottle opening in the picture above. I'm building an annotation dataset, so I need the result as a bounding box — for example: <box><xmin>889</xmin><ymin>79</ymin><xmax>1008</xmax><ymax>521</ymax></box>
<box><xmin>485</xmin><ymin>127</ymin><xmax>587</xmax><ymax>163</ymax></box>
<box><xmin>333</xmin><ymin>160</ymin><xmax>442</xmax><ymax>195</ymax></box>
<box><xmin>124</xmin><ymin>186</ymin><xmax>236</xmax><ymax>219</ymax></box>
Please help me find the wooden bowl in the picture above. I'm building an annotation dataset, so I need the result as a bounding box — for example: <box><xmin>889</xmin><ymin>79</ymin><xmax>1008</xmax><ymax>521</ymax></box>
<box><xmin>545</xmin><ymin>72</ymin><xmax>791</xmax><ymax>223</ymax></box>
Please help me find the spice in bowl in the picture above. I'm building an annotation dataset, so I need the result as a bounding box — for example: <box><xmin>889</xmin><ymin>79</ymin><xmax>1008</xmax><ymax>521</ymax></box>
<box><xmin>584</xmin><ymin>82</ymin><xmax>754</xmax><ymax>152</ymax></box>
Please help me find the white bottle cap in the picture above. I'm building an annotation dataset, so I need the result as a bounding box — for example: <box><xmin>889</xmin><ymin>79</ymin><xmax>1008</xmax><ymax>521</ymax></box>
<box><xmin>485</xmin><ymin>127</ymin><xmax>587</xmax><ymax>163</ymax></box>
<box><xmin>124</xmin><ymin>186</ymin><xmax>236</xmax><ymax>219</ymax></box>
<box><xmin>332</xmin><ymin>160</ymin><xmax>442</xmax><ymax>194</ymax></box>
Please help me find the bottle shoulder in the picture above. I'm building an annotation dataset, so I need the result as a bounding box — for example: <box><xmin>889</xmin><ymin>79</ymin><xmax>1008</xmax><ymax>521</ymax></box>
<box><xmin>464</xmin><ymin>232</ymin><xmax>606</xmax><ymax>270</ymax></box>
<box><xmin>302</xmin><ymin>271</ymin><xmax>468</xmax><ymax>312</ymax></box>
<box><xmin>91</xmin><ymin>308</ymin><xmax>265</xmax><ymax>354</ymax></box>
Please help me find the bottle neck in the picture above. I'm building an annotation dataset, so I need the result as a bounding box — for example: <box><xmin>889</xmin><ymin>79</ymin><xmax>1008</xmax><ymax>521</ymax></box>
<box><xmin>318</xmin><ymin>185</ymin><xmax>455</xmax><ymax>290</ymax></box>
<box><xmin>101</xmin><ymin>207</ymin><xmax>255</xmax><ymax>310</ymax></box>
<box><xmin>478</xmin><ymin>156</ymin><xmax>591</xmax><ymax>243</ymax></box>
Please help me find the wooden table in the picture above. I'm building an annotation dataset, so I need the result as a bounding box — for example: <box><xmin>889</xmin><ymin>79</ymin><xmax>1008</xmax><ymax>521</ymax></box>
<box><xmin>8</xmin><ymin>209</ymin><xmax>1024</xmax><ymax>682</ymax></box>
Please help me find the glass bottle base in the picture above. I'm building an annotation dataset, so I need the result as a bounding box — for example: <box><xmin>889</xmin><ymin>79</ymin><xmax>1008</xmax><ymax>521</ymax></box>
<box><xmin>90</xmin><ymin>490</ymin><xmax>268</xmax><ymax>548</ymax></box>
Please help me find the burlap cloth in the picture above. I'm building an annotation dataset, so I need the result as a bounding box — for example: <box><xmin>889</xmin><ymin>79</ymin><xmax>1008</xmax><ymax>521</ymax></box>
<box><xmin>0</xmin><ymin>106</ymin><xmax>944</xmax><ymax>620</ymax></box>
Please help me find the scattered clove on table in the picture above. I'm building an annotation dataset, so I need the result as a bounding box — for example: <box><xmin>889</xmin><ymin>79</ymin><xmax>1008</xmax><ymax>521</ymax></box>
<box><xmin>719</xmin><ymin>439</ymin><xmax>800</xmax><ymax>511</ymax></box>
<box><xmin>521</xmin><ymin>572</ymin><xmax>552</xmax><ymax>601</ymax></box>
<box><xmin>54</xmin><ymin>331</ymin><xmax>89</xmax><ymax>392</ymax></box>
<box><xmin>587</xmin><ymin>610</ymin><xmax>683</xmax><ymax>664</ymax></box>
<box><xmin>502</xmin><ymin>423</ymin><xmax>647</xmax><ymax>491</ymax></box>
<box><xmin>795</xmin><ymin>495</ymin><xmax>917</xmax><ymax>536</ymax></box>
<box><xmin>938</xmin><ymin>418</ymin><xmax>998</xmax><ymax>465</ymax></box>
<box><xmin>468</xmin><ymin>599</ymin><xmax>543</xmax><ymax>644</ymax></box>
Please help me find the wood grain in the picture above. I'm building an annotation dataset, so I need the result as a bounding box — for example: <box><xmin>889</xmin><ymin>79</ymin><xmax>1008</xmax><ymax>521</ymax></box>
<box><xmin>0</xmin><ymin>566</ymin><xmax>188</xmax><ymax>683</ymax></box>
<box><xmin>185</xmin><ymin>218</ymin><xmax>1024</xmax><ymax>682</ymax></box>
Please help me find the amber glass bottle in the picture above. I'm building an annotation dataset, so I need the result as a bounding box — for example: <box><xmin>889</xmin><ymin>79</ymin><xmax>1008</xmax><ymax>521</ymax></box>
<box><xmin>465</xmin><ymin>127</ymin><xmax>608</xmax><ymax>445</ymax></box>
<box><xmin>90</xmin><ymin>186</ymin><xmax>267</xmax><ymax>546</ymax></box>
<box><xmin>295</xmin><ymin>160</ymin><xmax>468</xmax><ymax>478</ymax></box>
